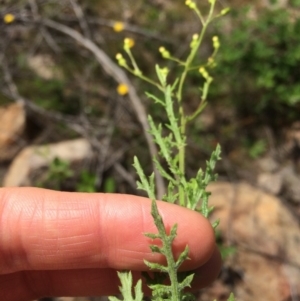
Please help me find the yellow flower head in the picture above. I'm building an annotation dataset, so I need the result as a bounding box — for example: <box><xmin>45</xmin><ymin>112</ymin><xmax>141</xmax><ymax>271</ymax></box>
<box><xmin>117</xmin><ymin>83</ymin><xmax>129</xmax><ymax>96</ymax></box>
<box><xmin>113</xmin><ymin>22</ymin><xmax>124</xmax><ymax>32</ymax></box>
<box><xmin>4</xmin><ymin>14</ymin><xmax>15</xmax><ymax>24</ymax></box>
<box><xmin>124</xmin><ymin>38</ymin><xmax>135</xmax><ymax>49</ymax></box>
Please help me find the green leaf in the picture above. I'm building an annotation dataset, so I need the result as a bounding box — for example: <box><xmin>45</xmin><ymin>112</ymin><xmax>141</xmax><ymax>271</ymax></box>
<box><xmin>175</xmin><ymin>245</ymin><xmax>190</xmax><ymax>268</ymax></box>
<box><xmin>178</xmin><ymin>273</ymin><xmax>194</xmax><ymax>290</ymax></box>
<box><xmin>169</xmin><ymin>224</ymin><xmax>178</xmax><ymax>241</ymax></box>
<box><xmin>108</xmin><ymin>271</ymin><xmax>143</xmax><ymax>301</ymax></box>
<box><xmin>133</xmin><ymin>156</ymin><xmax>156</xmax><ymax>200</ymax></box>
<box><xmin>227</xmin><ymin>293</ymin><xmax>236</xmax><ymax>301</ymax></box>
<box><xmin>144</xmin><ymin>260</ymin><xmax>168</xmax><ymax>272</ymax></box>
<box><xmin>144</xmin><ymin>232</ymin><xmax>161</xmax><ymax>240</ymax></box>
<box><xmin>150</xmin><ymin>245</ymin><xmax>163</xmax><ymax>253</ymax></box>
<box><xmin>146</xmin><ymin>91</ymin><xmax>165</xmax><ymax>106</ymax></box>
<box><xmin>155</xmin><ymin>64</ymin><xmax>168</xmax><ymax>86</ymax></box>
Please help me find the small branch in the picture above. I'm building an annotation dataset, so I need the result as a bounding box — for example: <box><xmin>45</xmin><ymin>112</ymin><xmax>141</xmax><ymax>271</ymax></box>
<box><xmin>28</xmin><ymin>0</ymin><xmax>61</xmax><ymax>53</ymax></box>
<box><xmin>69</xmin><ymin>0</ymin><xmax>92</xmax><ymax>39</ymax></box>
<box><xmin>41</xmin><ymin>27</ymin><xmax>61</xmax><ymax>53</ymax></box>
<box><xmin>1</xmin><ymin>56</ymin><xmax>131</xmax><ymax>189</ymax></box>
<box><xmin>43</xmin><ymin>18</ymin><xmax>166</xmax><ymax>198</ymax></box>
<box><xmin>1</xmin><ymin>56</ymin><xmax>25</xmax><ymax>105</ymax></box>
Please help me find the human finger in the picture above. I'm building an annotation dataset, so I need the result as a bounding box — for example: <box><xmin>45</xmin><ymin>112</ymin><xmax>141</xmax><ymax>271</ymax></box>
<box><xmin>0</xmin><ymin>245</ymin><xmax>221</xmax><ymax>300</ymax></box>
<box><xmin>0</xmin><ymin>187</ymin><xmax>215</xmax><ymax>274</ymax></box>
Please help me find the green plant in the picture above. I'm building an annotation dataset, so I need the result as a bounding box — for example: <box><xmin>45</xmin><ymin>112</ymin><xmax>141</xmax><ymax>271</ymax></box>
<box><xmin>76</xmin><ymin>170</ymin><xmax>97</xmax><ymax>193</ymax></box>
<box><xmin>109</xmin><ymin>1</ymin><xmax>234</xmax><ymax>301</ymax></box>
<box><xmin>38</xmin><ymin>157</ymin><xmax>74</xmax><ymax>190</ymax></box>
<box><xmin>213</xmin><ymin>5</ymin><xmax>300</xmax><ymax>123</ymax></box>
<box><xmin>243</xmin><ymin>138</ymin><xmax>267</xmax><ymax>159</ymax></box>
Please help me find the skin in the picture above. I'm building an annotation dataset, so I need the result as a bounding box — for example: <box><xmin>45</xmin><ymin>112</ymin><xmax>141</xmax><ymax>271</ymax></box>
<box><xmin>0</xmin><ymin>187</ymin><xmax>222</xmax><ymax>301</ymax></box>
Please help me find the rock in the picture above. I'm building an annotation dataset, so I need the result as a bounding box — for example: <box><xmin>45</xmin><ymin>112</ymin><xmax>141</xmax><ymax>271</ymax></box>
<box><xmin>257</xmin><ymin>172</ymin><xmax>282</xmax><ymax>195</ymax></box>
<box><xmin>207</xmin><ymin>182</ymin><xmax>300</xmax><ymax>301</ymax></box>
<box><xmin>3</xmin><ymin>138</ymin><xmax>92</xmax><ymax>187</ymax></box>
<box><xmin>0</xmin><ymin>103</ymin><xmax>26</xmax><ymax>161</ymax></box>
<box><xmin>27</xmin><ymin>55</ymin><xmax>63</xmax><ymax>80</ymax></box>
<box><xmin>257</xmin><ymin>156</ymin><xmax>280</xmax><ymax>173</ymax></box>
<box><xmin>280</xmin><ymin>165</ymin><xmax>300</xmax><ymax>204</ymax></box>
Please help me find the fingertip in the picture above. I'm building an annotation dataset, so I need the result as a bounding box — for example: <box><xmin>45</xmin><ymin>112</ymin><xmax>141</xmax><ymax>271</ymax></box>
<box><xmin>153</xmin><ymin>201</ymin><xmax>217</xmax><ymax>270</ymax></box>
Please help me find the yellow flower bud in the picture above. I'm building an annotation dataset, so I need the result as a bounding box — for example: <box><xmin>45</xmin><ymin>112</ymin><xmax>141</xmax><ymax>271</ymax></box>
<box><xmin>185</xmin><ymin>0</ymin><xmax>196</xmax><ymax>9</ymax></box>
<box><xmin>159</xmin><ymin>46</ymin><xmax>170</xmax><ymax>58</ymax></box>
<box><xmin>113</xmin><ymin>22</ymin><xmax>124</xmax><ymax>32</ymax></box>
<box><xmin>192</xmin><ymin>34</ymin><xmax>199</xmax><ymax>41</ymax></box>
<box><xmin>220</xmin><ymin>8</ymin><xmax>230</xmax><ymax>15</ymax></box>
<box><xmin>117</xmin><ymin>83</ymin><xmax>129</xmax><ymax>95</ymax></box>
<box><xmin>212</xmin><ymin>36</ymin><xmax>220</xmax><ymax>49</ymax></box>
<box><xmin>4</xmin><ymin>14</ymin><xmax>15</xmax><ymax>24</ymax></box>
<box><xmin>116</xmin><ymin>53</ymin><xmax>127</xmax><ymax>67</ymax></box>
<box><xmin>116</xmin><ymin>53</ymin><xmax>123</xmax><ymax>60</ymax></box>
<box><xmin>124</xmin><ymin>38</ymin><xmax>135</xmax><ymax>49</ymax></box>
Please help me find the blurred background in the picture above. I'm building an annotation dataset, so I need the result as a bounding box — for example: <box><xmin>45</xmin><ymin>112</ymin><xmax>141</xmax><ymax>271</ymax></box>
<box><xmin>1</xmin><ymin>0</ymin><xmax>300</xmax><ymax>300</ymax></box>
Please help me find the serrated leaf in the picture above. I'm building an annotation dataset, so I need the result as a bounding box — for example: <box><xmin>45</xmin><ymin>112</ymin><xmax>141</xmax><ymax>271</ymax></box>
<box><xmin>150</xmin><ymin>245</ymin><xmax>163</xmax><ymax>253</ymax></box>
<box><xmin>169</xmin><ymin>223</ymin><xmax>178</xmax><ymax>240</ymax></box>
<box><xmin>133</xmin><ymin>156</ymin><xmax>156</xmax><ymax>200</ymax></box>
<box><xmin>171</xmin><ymin>77</ymin><xmax>179</xmax><ymax>91</ymax></box>
<box><xmin>144</xmin><ymin>260</ymin><xmax>168</xmax><ymax>272</ymax></box>
<box><xmin>212</xmin><ymin>218</ymin><xmax>220</xmax><ymax>229</ymax></box>
<box><xmin>178</xmin><ymin>273</ymin><xmax>194</xmax><ymax>289</ymax></box>
<box><xmin>145</xmin><ymin>91</ymin><xmax>165</xmax><ymax>106</ymax></box>
<box><xmin>134</xmin><ymin>279</ymin><xmax>143</xmax><ymax>301</ymax></box>
<box><xmin>144</xmin><ymin>232</ymin><xmax>161</xmax><ymax>240</ymax></box>
<box><xmin>182</xmin><ymin>292</ymin><xmax>196</xmax><ymax>301</ymax></box>
<box><xmin>108</xmin><ymin>297</ymin><xmax>120</xmax><ymax>301</ymax></box>
<box><xmin>175</xmin><ymin>245</ymin><xmax>190</xmax><ymax>268</ymax></box>
<box><xmin>109</xmin><ymin>271</ymin><xmax>144</xmax><ymax>301</ymax></box>
<box><xmin>155</xmin><ymin>64</ymin><xmax>167</xmax><ymax>86</ymax></box>
<box><xmin>153</xmin><ymin>157</ymin><xmax>175</xmax><ymax>183</ymax></box>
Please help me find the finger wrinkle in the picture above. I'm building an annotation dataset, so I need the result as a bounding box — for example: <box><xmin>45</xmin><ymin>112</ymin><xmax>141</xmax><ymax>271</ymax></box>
<box><xmin>0</xmin><ymin>189</ymin><xmax>31</xmax><ymax>274</ymax></box>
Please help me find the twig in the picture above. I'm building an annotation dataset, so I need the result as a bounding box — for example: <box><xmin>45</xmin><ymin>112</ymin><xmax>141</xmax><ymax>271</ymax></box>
<box><xmin>2</xmin><ymin>57</ymin><xmax>135</xmax><ymax>188</ymax></box>
<box><xmin>114</xmin><ymin>162</ymin><xmax>137</xmax><ymax>190</ymax></box>
<box><xmin>69</xmin><ymin>0</ymin><xmax>92</xmax><ymax>39</ymax></box>
<box><xmin>48</xmin><ymin>16</ymin><xmax>175</xmax><ymax>44</ymax></box>
<box><xmin>89</xmin><ymin>17</ymin><xmax>175</xmax><ymax>44</ymax></box>
<box><xmin>43</xmin><ymin>18</ymin><xmax>166</xmax><ymax>198</ymax></box>
<box><xmin>41</xmin><ymin>27</ymin><xmax>61</xmax><ymax>53</ymax></box>
<box><xmin>28</xmin><ymin>0</ymin><xmax>61</xmax><ymax>53</ymax></box>
<box><xmin>1</xmin><ymin>56</ymin><xmax>25</xmax><ymax>106</ymax></box>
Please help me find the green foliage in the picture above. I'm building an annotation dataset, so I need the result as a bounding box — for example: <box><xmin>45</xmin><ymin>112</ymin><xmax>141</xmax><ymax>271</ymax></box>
<box><xmin>76</xmin><ymin>171</ymin><xmax>97</xmax><ymax>193</ymax></box>
<box><xmin>37</xmin><ymin>158</ymin><xmax>117</xmax><ymax>193</ymax></box>
<box><xmin>38</xmin><ymin>157</ymin><xmax>73</xmax><ymax>190</ymax></box>
<box><xmin>143</xmin><ymin>200</ymin><xmax>194</xmax><ymax>301</ymax></box>
<box><xmin>108</xmin><ymin>271</ymin><xmax>144</xmax><ymax>301</ymax></box>
<box><xmin>214</xmin><ymin>6</ymin><xmax>300</xmax><ymax>121</ymax></box>
<box><xmin>243</xmin><ymin>138</ymin><xmax>267</xmax><ymax>159</ymax></box>
<box><xmin>291</xmin><ymin>0</ymin><xmax>300</xmax><ymax>7</ymax></box>
<box><xmin>103</xmin><ymin>176</ymin><xmax>116</xmax><ymax>193</ymax></box>
<box><xmin>111</xmin><ymin>1</ymin><xmax>233</xmax><ymax>300</ymax></box>
<box><xmin>215</xmin><ymin>231</ymin><xmax>236</xmax><ymax>260</ymax></box>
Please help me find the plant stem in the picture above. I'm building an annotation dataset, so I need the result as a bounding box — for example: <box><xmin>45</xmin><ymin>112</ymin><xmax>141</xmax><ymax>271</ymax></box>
<box><xmin>177</xmin><ymin>3</ymin><xmax>216</xmax><ymax>207</ymax></box>
<box><xmin>151</xmin><ymin>201</ymin><xmax>182</xmax><ymax>301</ymax></box>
